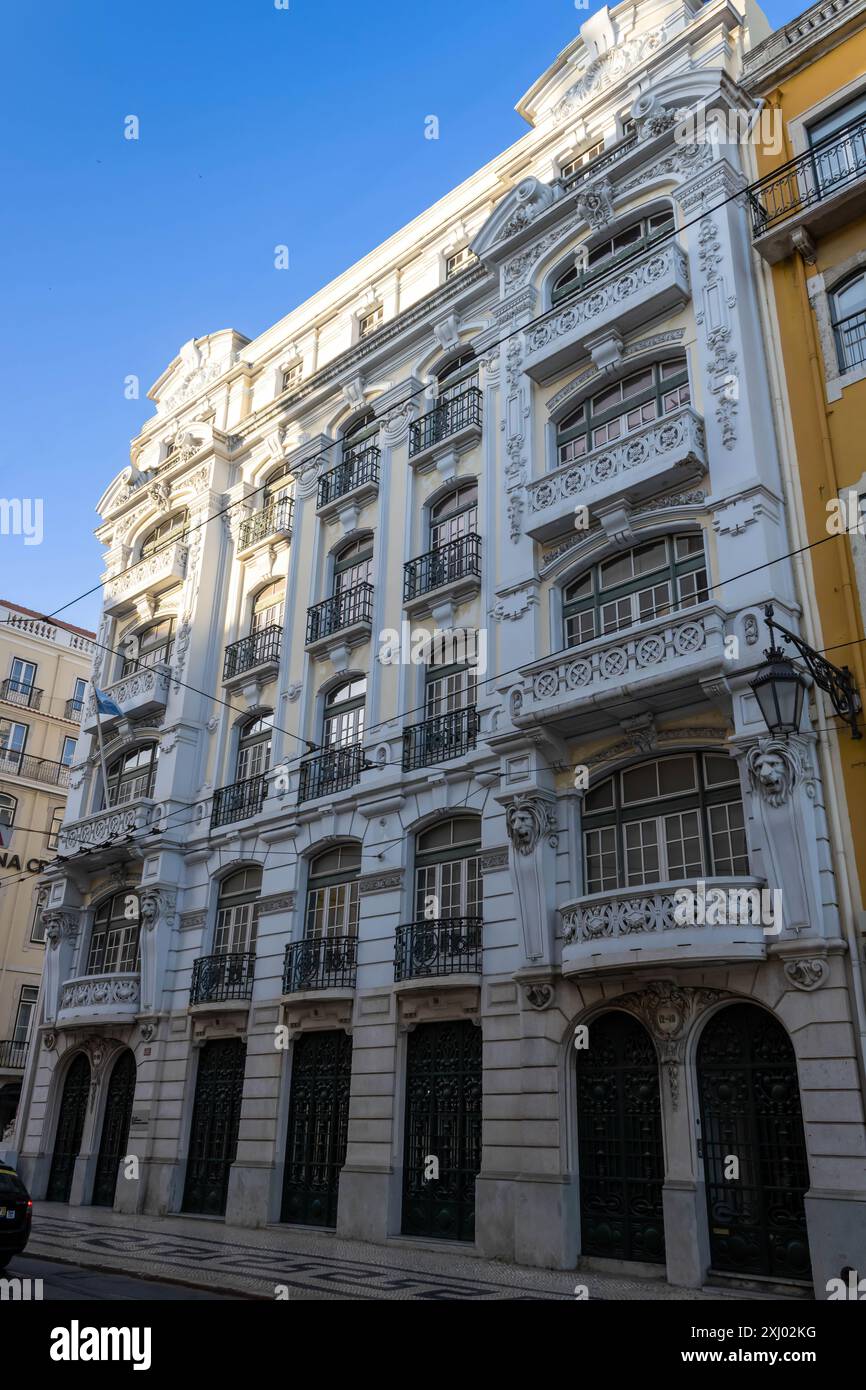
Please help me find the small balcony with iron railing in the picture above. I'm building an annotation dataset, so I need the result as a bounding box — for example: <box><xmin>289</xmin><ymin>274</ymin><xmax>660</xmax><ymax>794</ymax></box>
<box><xmin>64</xmin><ymin>696</ymin><xmax>86</xmax><ymax>722</ymax></box>
<box><xmin>298</xmin><ymin>743</ymin><xmax>364</xmax><ymax>804</ymax></box>
<box><xmin>0</xmin><ymin>748</ymin><xmax>70</xmax><ymax>789</ymax></box>
<box><xmin>189</xmin><ymin>952</ymin><xmax>256</xmax><ymax>1010</ymax></box>
<box><xmin>408</xmin><ymin>387</ymin><xmax>483</xmax><ymax>468</ymax></box>
<box><xmin>283</xmin><ymin>937</ymin><xmax>358</xmax><ymax>995</ymax></box>
<box><xmin>559</xmin><ymin>877</ymin><xmax>769</xmax><ymax>975</ymax></box>
<box><xmin>305</xmin><ymin>583</ymin><xmax>374</xmax><ymax>657</ymax></box>
<box><xmin>223</xmin><ymin>624</ymin><xmax>282</xmax><ymax>685</ymax></box>
<box><xmin>210</xmin><ymin>773</ymin><xmax>267</xmax><ymax>830</ymax></box>
<box><xmin>394</xmin><ymin>918</ymin><xmax>483</xmax><ymax>983</ymax></box>
<box><xmin>402</xmin><ymin>707</ymin><xmax>480</xmax><ymax>772</ymax></box>
<box><xmin>237</xmin><ymin>494</ymin><xmax>294</xmax><ymax>555</ymax></box>
<box><xmin>403</xmin><ymin>534</ymin><xmax>481</xmax><ymax>614</ymax></box>
<box><xmin>749</xmin><ymin>115</ymin><xmax>866</xmax><ymax>263</ymax></box>
<box><xmin>525</xmin><ymin>406</ymin><xmax>706</xmax><ymax>542</ymax></box>
<box><xmin>0</xmin><ymin>1040</ymin><xmax>29</xmax><ymax>1072</ymax></box>
<box><xmin>317</xmin><ymin>446</ymin><xmax>380</xmax><ymax>517</ymax></box>
<box><xmin>0</xmin><ymin>679</ymin><xmax>42</xmax><ymax>711</ymax></box>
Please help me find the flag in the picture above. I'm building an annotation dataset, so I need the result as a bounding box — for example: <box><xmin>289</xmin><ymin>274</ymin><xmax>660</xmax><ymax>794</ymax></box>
<box><xmin>93</xmin><ymin>688</ymin><xmax>123</xmax><ymax>718</ymax></box>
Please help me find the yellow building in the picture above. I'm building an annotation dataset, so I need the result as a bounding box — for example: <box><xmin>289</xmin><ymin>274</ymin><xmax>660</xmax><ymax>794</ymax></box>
<box><xmin>744</xmin><ymin>0</ymin><xmax>866</xmax><ymax>945</ymax></box>
<box><xmin>0</xmin><ymin>601</ymin><xmax>95</xmax><ymax>1133</ymax></box>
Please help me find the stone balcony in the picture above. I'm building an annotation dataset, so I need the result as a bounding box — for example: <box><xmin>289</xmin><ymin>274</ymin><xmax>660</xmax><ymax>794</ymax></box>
<box><xmin>559</xmin><ymin>877</ymin><xmax>769</xmax><ymax>975</ymax></box>
<box><xmin>81</xmin><ymin>665</ymin><xmax>170</xmax><ymax>735</ymax></box>
<box><xmin>103</xmin><ymin>541</ymin><xmax>188</xmax><ymax>618</ymax></box>
<box><xmin>55</xmin><ymin>972</ymin><xmax>141</xmax><ymax>1028</ymax></box>
<box><xmin>523</xmin><ymin>242</ymin><xmax>690</xmax><ymax>382</ymax></box>
<box><xmin>57</xmin><ymin>797</ymin><xmax>156</xmax><ymax>862</ymax></box>
<box><xmin>511</xmin><ymin>602</ymin><xmax>727</xmax><ymax>738</ymax></box>
<box><xmin>525</xmin><ymin>407</ymin><xmax>706</xmax><ymax>541</ymax></box>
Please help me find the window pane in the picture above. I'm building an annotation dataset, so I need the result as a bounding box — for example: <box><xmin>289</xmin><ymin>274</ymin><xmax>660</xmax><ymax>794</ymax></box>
<box><xmin>584</xmin><ymin>777</ymin><xmax>614</xmax><ymax>812</ymax></box>
<box><xmin>622</xmin><ymin>764</ymin><xmax>659</xmax><ymax>804</ymax></box>
<box><xmin>621</xmin><ymin>368</ymin><xmax>653</xmax><ymax>399</ymax></box>
<box><xmin>658</xmin><ymin>756</ymin><xmax>697</xmax><ymax>797</ymax></box>
<box><xmin>624</xmin><ymin>819</ymin><xmax>660</xmax><ymax>885</ymax></box>
<box><xmin>664</xmin><ymin>810</ymin><xmax>703</xmax><ymax>880</ymax></box>
<box><xmin>584</xmin><ymin>826</ymin><xmax>618</xmax><ymax>893</ymax></box>
<box><xmin>566</xmin><ymin>609</ymin><xmax>596</xmax><ymax>646</ymax></box>
<box><xmin>709</xmin><ymin>800</ymin><xmax>749</xmax><ymax>876</ymax></box>
<box><xmin>675</xmin><ymin>533</ymin><xmax>704</xmax><ymax>559</ymax></box>
<box><xmin>703</xmin><ymin>754</ymin><xmax>739</xmax><ymax>787</ymax></box>
<box><xmin>633</xmin><ymin>540</ymin><xmax>667</xmax><ymax>576</ymax></box>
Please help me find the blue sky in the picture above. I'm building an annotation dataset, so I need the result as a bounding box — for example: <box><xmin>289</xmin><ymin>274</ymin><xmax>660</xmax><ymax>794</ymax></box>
<box><xmin>0</xmin><ymin>0</ymin><xmax>800</xmax><ymax>630</ymax></box>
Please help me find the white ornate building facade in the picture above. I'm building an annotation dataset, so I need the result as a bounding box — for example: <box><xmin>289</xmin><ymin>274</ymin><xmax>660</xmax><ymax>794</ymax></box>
<box><xmin>8</xmin><ymin>0</ymin><xmax>866</xmax><ymax>1295</ymax></box>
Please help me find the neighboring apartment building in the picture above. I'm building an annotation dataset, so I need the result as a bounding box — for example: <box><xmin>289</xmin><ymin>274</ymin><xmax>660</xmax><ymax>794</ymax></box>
<box><xmin>8</xmin><ymin>0</ymin><xmax>866</xmax><ymax>1297</ymax></box>
<box><xmin>743</xmin><ymin>0</ymin><xmax>866</xmax><ymax>1028</ymax></box>
<box><xmin>0</xmin><ymin>601</ymin><xmax>95</xmax><ymax>1134</ymax></box>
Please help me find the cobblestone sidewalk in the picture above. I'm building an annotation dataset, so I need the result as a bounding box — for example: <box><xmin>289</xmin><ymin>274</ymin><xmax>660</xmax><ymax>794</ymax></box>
<box><xmin>27</xmin><ymin>1204</ymin><xmax>756</xmax><ymax>1301</ymax></box>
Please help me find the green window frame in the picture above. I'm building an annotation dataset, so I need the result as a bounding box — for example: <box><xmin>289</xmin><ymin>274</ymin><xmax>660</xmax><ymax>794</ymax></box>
<box><xmin>414</xmin><ymin>816</ymin><xmax>482</xmax><ymax>922</ymax></box>
<box><xmin>304</xmin><ymin>844</ymin><xmax>361</xmax><ymax>941</ymax></box>
<box><xmin>581</xmin><ymin>753</ymin><xmax>748</xmax><ymax>894</ymax></box>
<box><xmin>556</xmin><ymin>357</ymin><xmax>690</xmax><ymax>469</ymax></box>
<box><xmin>551</xmin><ymin>209</ymin><xmax>675</xmax><ymax>305</ymax></box>
<box><xmin>563</xmin><ymin>532</ymin><xmax>708</xmax><ymax>649</ymax></box>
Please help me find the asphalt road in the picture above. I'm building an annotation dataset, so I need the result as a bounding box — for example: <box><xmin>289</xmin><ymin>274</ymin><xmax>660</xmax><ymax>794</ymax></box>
<box><xmin>2</xmin><ymin>1253</ymin><xmax>239</xmax><ymax>1300</ymax></box>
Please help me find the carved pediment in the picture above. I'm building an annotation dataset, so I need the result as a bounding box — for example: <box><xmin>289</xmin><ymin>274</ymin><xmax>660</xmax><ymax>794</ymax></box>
<box><xmin>148</xmin><ymin>331</ymin><xmax>248</xmax><ymax>416</ymax></box>
<box><xmin>471</xmin><ymin>178</ymin><xmax>556</xmax><ymax>259</ymax></box>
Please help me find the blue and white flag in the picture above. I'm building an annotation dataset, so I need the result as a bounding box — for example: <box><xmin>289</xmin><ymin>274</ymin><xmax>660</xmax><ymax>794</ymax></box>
<box><xmin>93</xmin><ymin>687</ymin><xmax>123</xmax><ymax>718</ymax></box>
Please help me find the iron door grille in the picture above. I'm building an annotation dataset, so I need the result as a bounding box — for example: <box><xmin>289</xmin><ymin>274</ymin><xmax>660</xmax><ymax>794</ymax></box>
<box><xmin>281</xmin><ymin>1030</ymin><xmax>353</xmax><ymax>1228</ymax></box>
<box><xmin>182</xmin><ymin>1039</ymin><xmax>246</xmax><ymax>1217</ymax></box>
<box><xmin>92</xmin><ymin>1050</ymin><xmax>136</xmax><ymax>1208</ymax></box>
<box><xmin>47</xmin><ymin>1053</ymin><xmax>91</xmax><ymax>1203</ymax></box>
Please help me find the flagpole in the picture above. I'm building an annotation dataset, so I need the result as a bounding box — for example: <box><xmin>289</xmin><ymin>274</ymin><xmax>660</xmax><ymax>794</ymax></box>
<box><xmin>91</xmin><ymin>681</ymin><xmax>111</xmax><ymax>809</ymax></box>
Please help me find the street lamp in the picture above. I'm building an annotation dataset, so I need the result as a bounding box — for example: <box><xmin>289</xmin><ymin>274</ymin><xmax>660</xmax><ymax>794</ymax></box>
<box><xmin>749</xmin><ymin>604</ymin><xmax>862</xmax><ymax>739</ymax></box>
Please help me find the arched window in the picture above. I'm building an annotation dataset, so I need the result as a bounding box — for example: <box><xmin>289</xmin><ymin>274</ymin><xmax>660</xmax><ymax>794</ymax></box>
<box><xmin>121</xmin><ymin>617</ymin><xmax>175</xmax><ymax>676</ymax></box>
<box><xmin>263</xmin><ymin>462</ymin><xmax>292</xmax><ymax>505</ymax></box>
<box><xmin>581</xmin><ymin>753</ymin><xmax>748</xmax><ymax>894</ymax></box>
<box><xmin>437</xmin><ymin>351</ymin><xmax>478</xmax><ymax>400</ymax></box>
<box><xmin>251</xmin><ymin>580</ymin><xmax>285</xmax><ymax>635</ymax></box>
<box><xmin>333</xmin><ymin>536</ymin><xmax>373</xmax><ymax>595</ymax></box>
<box><xmin>88</xmin><ymin>891</ymin><xmax>141</xmax><ymax>975</ymax></box>
<box><xmin>430</xmin><ymin>482</ymin><xmax>478</xmax><ymax>550</ymax></box>
<box><xmin>563</xmin><ymin>533</ymin><xmax>707</xmax><ymax>648</ymax></box>
<box><xmin>342</xmin><ymin>411</ymin><xmax>379</xmax><ymax>462</ymax></box>
<box><xmin>105</xmin><ymin>743</ymin><xmax>158</xmax><ymax>807</ymax></box>
<box><xmin>556</xmin><ymin>357</ymin><xmax>690</xmax><ymax>468</ymax></box>
<box><xmin>0</xmin><ymin>792</ymin><xmax>17</xmax><ymax>830</ymax></box>
<box><xmin>214</xmin><ymin>866</ymin><xmax>261</xmax><ymax>956</ymax></box>
<box><xmin>323</xmin><ymin>677</ymin><xmax>366</xmax><ymax>750</ymax></box>
<box><xmin>139</xmin><ymin>510</ymin><xmax>189</xmax><ymax>560</ymax></box>
<box><xmin>551</xmin><ymin>208</ymin><xmax>674</xmax><ymax>305</ymax></box>
<box><xmin>236</xmin><ymin>714</ymin><xmax>272</xmax><ymax>781</ymax></box>
<box><xmin>830</xmin><ymin>271</ymin><xmax>866</xmax><ymax>373</ymax></box>
<box><xmin>305</xmin><ymin>844</ymin><xmax>361</xmax><ymax>941</ymax></box>
<box><xmin>414</xmin><ymin>815</ymin><xmax>482</xmax><ymax>922</ymax></box>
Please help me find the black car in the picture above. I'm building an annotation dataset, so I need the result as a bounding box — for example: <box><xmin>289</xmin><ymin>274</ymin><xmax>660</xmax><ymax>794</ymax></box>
<box><xmin>0</xmin><ymin>1164</ymin><xmax>32</xmax><ymax>1268</ymax></box>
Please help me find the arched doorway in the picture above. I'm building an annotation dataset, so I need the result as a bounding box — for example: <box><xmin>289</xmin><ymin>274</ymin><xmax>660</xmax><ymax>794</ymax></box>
<box><xmin>576</xmin><ymin>1011</ymin><xmax>665</xmax><ymax>1264</ymax></box>
<box><xmin>93</xmin><ymin>1050</ymin><xmax>136</xmax><ymax>1207</ymax></box>
<box><xmin>697</xmin><ymin>1003</ymin><xmax>811</xmax><ymax>1281</ymax></box>
<box><xmin>47</xmin><ymin>1053</ymin><xmax>91</xmax><ymax>1203</ymax></box>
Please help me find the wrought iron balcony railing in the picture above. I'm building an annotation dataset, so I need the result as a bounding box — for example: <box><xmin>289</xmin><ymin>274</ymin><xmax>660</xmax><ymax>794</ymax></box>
<box><xmin>835</xmin><ymin>309</ymin><xmax>866</xmax><ymax>372</ymax></box>
<box><xmin>561</xmin><ymin>132</ymin><xmax>639</xmax><ymax>190</ymax></box>
<box><xmin>402</xmin><ymin>706</ymin><xmax>480</xmax><ymax>771</ymax></box>
<box><xmin>223</xmin><ymin>624</ymin><xmax>282</xmax><ymax>681</ymax></box>
<box><xmin>64</xmin><ymin>696</ymin><xmax>86</xmax><ymax>721</ymax></box>
<box><xmin>0</xmin><ymin>749</ymin><xmax>71</xmax><ymax>788</ymax></box>
<box><xmin>403</xmin><ymin>533</ymin><xmax>481</xmax><ymax>602</ymax></box>
<box><xmin>394</xmin><ymin>917</ymin><xmax>483</xmax><ymax>981</ymax></box>
<box><xmin>409</xmin><ymin>387</ymin><xmax>482</xmax><ymax>458</ymax></box>
<box><xmin>318</xmin><ymin>446</ymin><xmax>380</xmax><ymax>508</ymax></box>
<box><xmin>306</xmin><ymin>583</ymin><xmax>374</xmax><ymax>644</ymax></box>
<box><xmin>748</xmin><ymin>114</ymin><xmax>866</xmax><ymax>235</ymax></box>
<box><xmin>238</xmin><ymin>494</ymin><xmax>294</xmax><ymax>550</ymax></box>
<box><xmin>283</xmin><ymin>936</ymin><xmax>358</xmax><ymax>993</ymax></box>
<box><xmin>0</xmin><ymin>679</ymin><xmax>42</xmax><ymax>710</ymax></box>
<box><xmin>211</xmin><ymin>773</ymin><xmax>267</xmax><ymax>828</ymax></box>
<box><xmin>190</xmin><ymin>951</ymin><xmax>256</xmax><ymax>1005</ymax></box>
<box><xmin>0</xmin><ymin>1039</ymin><xmax>29</xmax><ymax>1070</ymax></box>
<box><xmin>298</xmin><ymin>743</ymin><xmax>364</xmax><ymax>803</ymax></box>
